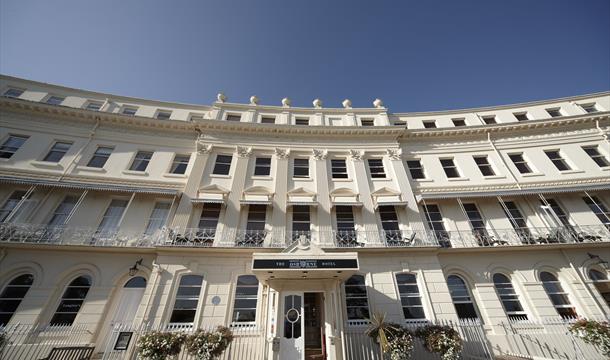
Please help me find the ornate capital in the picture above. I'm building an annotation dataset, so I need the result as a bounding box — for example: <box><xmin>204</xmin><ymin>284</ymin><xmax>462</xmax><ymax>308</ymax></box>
<box><xmin>312</xmin><ymin>149</ymin><xmax>328</xmax><ymax>160</ymax></box>
<box><xmin>386</xmin><ymin>148</ymin><xmax>402</xmax><ymax>160</ymax></box>
<box><xmin>196</xmin><ymin>142</ymin><xmax>213</xmax><ymax>155</ymax></box>
<box><xmin>275</xmin><ymin>148</ymin><xmax>291</xmax><ymax>159</ymax></box>
<box><xmin>236</xmin><ymin>146</ymin><xmax>253</xmax><ymax>158</ymax></box>
<box><xmin>349</xmin><ymin>149</ymin><xmax>365</xmax><ymax>161</ymax></box>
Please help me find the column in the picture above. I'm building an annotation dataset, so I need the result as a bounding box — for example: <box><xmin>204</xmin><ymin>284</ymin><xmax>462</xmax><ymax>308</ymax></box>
<box><xmin>350</xmin><ymin>150</ymin><xmax>381</xmax><ymax>244</ymax></box>
<box><xmin>171</xmin><ymin>142</ymin><xmax>212</xmax><ymax>229</ymax></box>
<box><xmin>386</xmin><ymin>148</ymin><xmax>426</xmax><ymax>233</ymax></box>
<box><xmin>313</xmin><ymin>149</ymin><xmax>333</xmax><ymax>246</ymax></box>
<box><xmin>218</xmin><ymin>146</ymin><xmax>251</xmax><ymax>245</ymax></box>
<box><xmin>270</xmin><ymin>148</ymin><xmax>290</xmax><ymax>246</ymax></box>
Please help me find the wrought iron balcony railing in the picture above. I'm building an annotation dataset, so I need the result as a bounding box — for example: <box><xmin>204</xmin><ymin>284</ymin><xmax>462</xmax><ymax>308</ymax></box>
<box><xmin>1</xmin><ymin>223</ymin><xmax>608</xmax><ymax>249</ymax></box>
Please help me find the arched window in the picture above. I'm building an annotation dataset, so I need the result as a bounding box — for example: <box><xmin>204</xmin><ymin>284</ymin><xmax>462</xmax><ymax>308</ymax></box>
<box><xmin>0</xmin><ymin>274</ymin><xmax>34</xmax><ymax>326</ymax></box>
<box><xmin>124</xmin><ymin>276</ymin><xmax>147</xmax><ymax>288</ymax></box>
<box><xmin>344</xmin><ymin>275</ymin><xmax>370</xmax><ymax>321</ymax></box>
<box><xmin>493</xmin><ymin>274</ymin><xmax>527</xmax><ymax>320</ymax></box>
<box><xmin>232</xmin><ymin>275</ymin><xmax>259</xmax><ymax>323</ymax></box>
<box><xmin>589</xmin><ymin>269</ymin><xmax>610</xmax><ymax>307</ymax></box>
<box><xmin>540</xmin><ymin>271</ymin><xmax>577</xmax><ymax>319</ymax></box>
<box><xmin>170</xmin><ymin>275</ymin><xmax>203</xmax><ymax>324</ymax></box>
<box><xmin>395</xmin><ymin>273</ymin><xmax>425</xmax><ymax>319</ymax></box>
<box><xmin>50</xmin><ymin>275</ymin><xmax>92</xmax><ymax>326</ymax></box>
<box><xmin>447</xmin><ymin>275</ymin><xmax>478</xmax><ymax>319</ymax></box>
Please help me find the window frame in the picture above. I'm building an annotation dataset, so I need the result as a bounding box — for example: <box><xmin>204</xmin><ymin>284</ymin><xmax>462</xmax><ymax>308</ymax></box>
<box><xmin>582</xmin><ymin>145</ymin><xmax>610</xmax><ymax>168</ymax></box>
<box><xmin>84</xmin><ymin>101</ymin><xmax>103</xmax><ymax>111</ymax></box>
<box><xmin>0</xmin><ymin>273</ymin><xmax>34</xmax><ymax>326</ymax></box>
<box><xmin>45</xmin><ymin>95</ymin><xmax>65</xmax><ymax>106</ymax></box>
<box><xmin>168</xmin><ymin>273</ymin><xmax>205</xmax><ymax>325</ymax></box>
<box><xmin>121</xmin><ymin>106</ymin><xmax>138</xmax><ymax>116</ymax></box>
<box><xmin>580</xmin><ymin>103</ymin><xmax>599</xmax><ymax>113</ymax></box>
<box><xmin>482</xmin><ymin>115</ymin><xmax>497</xmax><ymax>124</ymax></box>
<box><xmin>212</xmin><ymin>154</ymin><xmax>233</xmax><ymax>175</ymax></box>
<box><xmin>447</xmin><ymin>274</ymin><xmax>479</xmax><ymax>319</ymax></box>
<box><xmin>367</xmin><ymin>158</ymin><xmax>386</xmax><ymax>179</ymax></box>
<box><xmin>406</xmin><ymin>159</ymin><xmax>426</xmax><ymax>179</ymax></box>
<box><xmin>452</xmin><ymin>118</ymin><xmax>466</xmax><ymax>127</ymax></box>
<box><xmin>544</xmin><ymin>149</ymin><xmax>572</xmax><ymax>171</ymax></box>
<box><xmin>513</xmin><ymin>112</ymin><xmax>530</xmax><ymax>121</ymax></box>
<box><xmin>49</xmin><ymin>275</ymin><xmax>92</xmax><ymax>326</ymax></box>
<box><xmin>331</xmin><ymin>159</ymin><xmax>349</xmax><ymax>179</ymax></box>
<box><xmin>128</xmin><ymin>151</ymin><xmax>153</xmax><ymax>172</ymax></box>
<box><xmin>361</xmin><ymin>119</ymin><xmax>375</xmax><ymax>127</ymax></box>
<box><xmin>3</xmin><ymin>88</ymin><xmax>25</xmax><ymax>98</ymax></box>
<box><xmin>473</xmin><ymin>155</ymin><xmax>496</xmax><ymax>177</ymax></box>
<box><xmin>43</xmin><ymin>141</ymin><xmax>72</xmax><ymax>163</ymax></box>
<box><xmin>225</xmin><ymin>114</ymin><xmax>242</xmax><ymax>122</ymax></box>
<box><xmin>0</xmin><ymin>134</ymin><xmax>29</xmax><ymax>159</ymax></box>
<box><xmin>86</xmin><ymin>146</ymin><xmax>113</xmax><ymax>168</ymax></box>
<box><xmin>295</xmin><ymin>117</ymin><xmax>310</xmax><ymax>126</ymax></box>
<box><xmin>546</xmin><ymin>108</ymin><xmax>563</xmax><ymax>118</ymax></box>
<box><xmin>155</xmin><ymin>110</ymin><xmax>172</xmax><ymax>120</ymax></box>
<box><xmin>144</xmin><ymin>201</ymin><xmax>171</xmax><ymax>235</ymax></box>
<box><xmin>508</xmin><ymin>153</ymin><xmax>533</xmax><ymax>174</ymax></box>
<box><xmin>169</xmin><ymin>154</ymin><xmax>191</xmax><ymax>175</ymax></box>
<box><xmin>343</xmin><ymin>274</ymin><xmax>371</xmax><ymax>323</ymax></box>
<box><xmin>539</xmin><ymin>271</ymin><xmax>578</xmax><ymax>319</ymax></box>
<box><xmin>440</xmin><ymin>158</ymin><xmax>461</xmax><ymax>178</ymax></box>
<box><xmin>231</xmin><ymin>274</ymin><xmax>260</xmax><ymax>324</ymax></box>
<box><xmin>293</xmin><ymin>158</ymin><xmax>310</xmax><ymax>178</ymax></box>
<box><xmin>422</xmin><ymin>120</ymin><xmax>437</xmax><ymax>129</ymax></box>
<box><xmin>253</xmin><ymin>157</ymin><xmax>272</xmax><ymax>177</ymax></box>
<box><xmin>492</xmin><ymin>273</ymin><xmax>528</xmax><ymax>320</ymax></box>
<box><xmin>260</xmin><ymin>116</ymin><xmax>276</xmax><ymax>124</ymax></box>
<box><xmin>394</xmin><ymin>272</ymin><xmax>426</xmax><ymax>320</ymax></box>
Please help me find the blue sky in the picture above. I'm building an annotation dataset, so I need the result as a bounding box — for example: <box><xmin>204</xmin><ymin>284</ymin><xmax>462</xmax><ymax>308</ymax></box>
<box><xmin>1</xmin><ymin>0</ymin><xmax>609</xmax><ymax>112</ymax></box>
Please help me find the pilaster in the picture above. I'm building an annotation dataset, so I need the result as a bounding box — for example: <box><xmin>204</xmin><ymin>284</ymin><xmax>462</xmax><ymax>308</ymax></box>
<box><xmin>386</xmin><ymin>148</ymin><xmax>426</xmax><ymax>232</ymax></box>
<box><xmin>313</xmin><ymin>149</ymin><xmax>333</xmax><ymax>245</ymax></box>
<box><xmin>270</xmin><ymin>148</ymin><xmax>290</xmax><ymax>246</ymax></box>
<box><xmin>219</xmin><ymin>146</ymin><xmax>251</xmax><ymax>245</ymax></box>
<box><xmin>350</xmin><ymin>151</ymin><xmax>380</xmax><ymax>244</ymax></box>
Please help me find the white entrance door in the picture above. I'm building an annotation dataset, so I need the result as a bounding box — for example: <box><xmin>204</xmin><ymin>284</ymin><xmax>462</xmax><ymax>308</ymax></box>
<box><xmin>98</xmin><ymin>276</ymin><xmax>147</xmax><ymax>351</ymax></box>
<box><xmin>280</xmin><ymin>292</ymin><xmax>305</xmax><ymax>360</ymax></box>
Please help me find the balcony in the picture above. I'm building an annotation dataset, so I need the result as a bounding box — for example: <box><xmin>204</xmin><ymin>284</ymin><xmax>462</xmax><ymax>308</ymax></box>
<box><xmin>0</xmin><ymin>223</ymin><xmax>608</xmax><ymax>250</ymax></box>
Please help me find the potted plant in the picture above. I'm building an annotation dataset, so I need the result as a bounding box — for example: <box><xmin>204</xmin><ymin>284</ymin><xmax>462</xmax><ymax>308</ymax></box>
<box><xmin>415</xmin><ymin>324</ymin><xmax>463</xmax><ymax>360</ymax></box>
<box><xmin>136</xmin><ymin>331</ymin><xmax>186</xmax><ymax>360</ymax></box>
<box><xmin>184</xmin><ymin>326</ymin><xmax>234</xmax><ymax>360</ymax></box>
<box><xmin>569</xmin><ymin>319</ymin><xmax>610</xmax><ymax>357</ymax></box>
<box><xmin>366</xmin><ymin>312</ymin><xmax>414</xmax><ymax>359</ymax></box>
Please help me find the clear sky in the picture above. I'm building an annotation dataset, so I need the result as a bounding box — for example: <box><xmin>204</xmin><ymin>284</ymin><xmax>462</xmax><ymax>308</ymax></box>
<box><xmin>1</xmin><ymin>0</ymin><xmax>609</xmax><ymax>112</ymax></box>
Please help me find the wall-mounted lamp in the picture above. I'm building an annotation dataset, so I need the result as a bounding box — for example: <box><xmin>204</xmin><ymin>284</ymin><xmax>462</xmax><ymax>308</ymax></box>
<box><xmin>588</xmin><ymin>253</ymin><xmax>609</xmax><ymax>270</ymax></box>
<box><xmin>129</xmin><ymin>259</ymin><xmax>143</xmax><ymax>276</ymax></box>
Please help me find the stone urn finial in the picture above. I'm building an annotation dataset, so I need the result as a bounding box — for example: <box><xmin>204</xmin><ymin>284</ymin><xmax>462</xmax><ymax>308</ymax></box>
<box><xmin>250</xmin><ymin>95</ymin><xmax>259</xmax><ymax>105</ymax></box>
<box><xmin>342</xmin><ymin>99</ymin><xmax>352</xmax><ymax>109</ymax></box>
<box><xmin>373</xmin><ymin>98</ymin><xmax>384</xmax><ymax>108</ymax></box>
<box><xmin>282</xmin><ymin>97</ymin><xmax>291</xmax><ymax>107</ymax></box>
<box><xmin>216</xmin><ymin>92</ymin><xmax>227</xmax><ymax>103</ymax></box>
<box><xmin>313</xmin><ymin>98</ymin><xmax>323</xmax><ymax>109</ymax></box>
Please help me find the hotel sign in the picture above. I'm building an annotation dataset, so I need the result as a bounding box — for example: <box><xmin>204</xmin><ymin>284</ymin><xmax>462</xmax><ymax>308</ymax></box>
<box><xmin>252</xmin><ymin>259</ymin><xmax>358</xmax><ymax>270</ymax></box>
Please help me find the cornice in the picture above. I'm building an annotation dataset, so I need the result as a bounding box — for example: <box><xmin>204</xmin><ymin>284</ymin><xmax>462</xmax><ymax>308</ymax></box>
<box><xmin>214</xmin><ymin>101</ymin><xmax>386</xmax><ymax>114</ymax></box>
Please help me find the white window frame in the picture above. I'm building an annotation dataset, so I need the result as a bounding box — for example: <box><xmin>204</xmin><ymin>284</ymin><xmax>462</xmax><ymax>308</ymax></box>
<box><xmin>230</xmin><ymin>274</ymin><xmax>260</xmax><ymax>325</ymax></box>
<box><xmin>394</xmin><ymin>272</ymin><xmax>426</xmax><ymax>321</ymax></box>
<box><xmin>155</xmin><ymin>110</ymin><xmax>173</xmax><ymax>120</ymax></box>
<box><xmin>168</xmin><ymin>273</ymin><xmax>206</xmax><ymax>327</ymax></box>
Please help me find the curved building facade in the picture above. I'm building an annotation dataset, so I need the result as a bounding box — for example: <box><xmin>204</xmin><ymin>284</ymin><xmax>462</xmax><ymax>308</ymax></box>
<box><xmin>0</xmin><ymin>74</ymin><xmax>609</xmax><ymax>359</ymax></box>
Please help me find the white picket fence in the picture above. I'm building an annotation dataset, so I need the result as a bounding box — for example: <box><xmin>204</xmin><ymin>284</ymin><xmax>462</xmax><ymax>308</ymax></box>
<box><xmin>495</xmin><ymin>318</ymin><xmax>607</xmax><ymax>360</ymax></box>
<box><xmin>342</xmin><ymin>318</ymin><xmax>492</xmax><ymax>360</ymax></box>
<box><xmin>0</xmin><ymin>323</ymin><xmax>92</xmax><ymax>360</ymax></box>
<box><xmin>101</xmin><ymin>323</ymin><xmax>266</xmax><ymax>360</ymax></box>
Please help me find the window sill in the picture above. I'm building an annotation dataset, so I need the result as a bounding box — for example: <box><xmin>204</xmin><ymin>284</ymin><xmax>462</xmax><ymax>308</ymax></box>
<box><xmin>482</xmin><ymin>175</ymin><xmax>506</xmax><ymax>180</ymax></box>
<box><xmin>31</xmin><ymin>160</ymin><xmax>63</xmax><ymax>169</ymax></box>
<box><xmin>292</xmin><ymin>177</ymin><xmax>313</xmax><ymax>181</ymax></box>
<box><xmin>559</xmin><ymin>169</ymin><xmax>585</xmax><ymax>175</ymax></box>
<box><xmin>163</xmin><ymin>173</ymin><xmax>187</xmax><ymax>178</ymax></box>
<box><xmin>520</xmin><ymin>172</ymin><xmax>544</xmax><ymax>178</ymax></box>
<box><xmin>209</xmin><ymin>174</ymin><xmax>231</xmax><ymax>179</ymax></box>
<box><xmin>447</xmin><ymin>177</ymin><xmax>470</xmax><ymax>182</ymax></box>
<box><xmin>122</xmin><ymin>169</ymin><xmax>149</xmax><ymax>176</ymax></box>
<box><xmin>75</xmin><ymin>165</ymin><xmax>106</xmax><ymax>173</ymax></box>
<box><xmin>414</xmin><ymin>178</ymin><xmax>434</xmax><ymax>183</ymax></box>
<box><xmin>602</xmin><ymin>167</ymin><xmax>610</xmax><ymax>171</ymax></box>
<box><xmin>252</xmin><ymin>176</ymin><xmax>273</xmax><ymax>180</ymax></box>
<box><xmin>371</xmin><ymin>177</ymin><xmax>391</xmax><ymax>181</ymax></box>
<box><xmin>331</xmin><ymin>178</ymin><xmax>352</xmax><ymax>182</ymax></box>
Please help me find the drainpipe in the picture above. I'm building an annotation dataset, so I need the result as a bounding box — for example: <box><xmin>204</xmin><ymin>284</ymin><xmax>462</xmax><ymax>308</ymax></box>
<box><xmin>58</xmin><ymin>117</ymin><xmax>100</xmax><ymax>181</ymax></box>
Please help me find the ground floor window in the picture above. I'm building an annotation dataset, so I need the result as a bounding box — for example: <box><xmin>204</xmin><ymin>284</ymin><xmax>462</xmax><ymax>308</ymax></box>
<box><xmin>589</xmin><ymin>269</ymin><xmax>610</xmax><ymax>308</ymax></box>
<box><xmin>540</xmin><ymin>271</ymin><xmax>577</xmax><ymax>319</ymax></box>
<box><xmin>170</xmin><ymin>275</ymin><xmax>203</xmax><ymax>324</ymax></box>
<box><xmin>493</xmin><ymin>273</ymin><xmax>527</xmax><ymax>320</ymax></box>
<box><xmin>395</xmin><ymin>273</ymin><xmax>425</xmax><ymax>319</ymax></box>
<box><xmin>447</xmin><ymin>275</ymin><xmax>478</xmax><ymax>319</ymax></box>
<box><xmin>0</xmin><ymin>273</ymin><xmax>34</xmax><ymax>326</ymax></box>
<box><xmin>50</xmin><ymin>275</ymin><xmax>91</xmax><ymax>326</ymax></box>
<box><xmin>344</xmin><ymin>275</ymin><xmax>370</xmax><ymax>321</ymax></box>
<box><xmin>232</xmin><ymin>275</ymin><xmax>259</xmax><ymax>323</ymax></box>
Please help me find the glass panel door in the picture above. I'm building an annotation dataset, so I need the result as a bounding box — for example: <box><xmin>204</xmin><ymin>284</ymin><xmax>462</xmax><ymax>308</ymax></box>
<box><xmin>280</xmin><ymin>292</ymin><xmax>304</xmax><ymax>360</ymax></box>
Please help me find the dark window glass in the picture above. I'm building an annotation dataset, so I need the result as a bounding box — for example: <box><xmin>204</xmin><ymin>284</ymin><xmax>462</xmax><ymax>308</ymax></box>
<box><xmin>583</xmin><ymin>196</ymin><xmax>610</xmax><ymax>229</ymax></box>
<box><xmin>500</xmin><ymin>201</ymin><xmax>531</xmax><ymax>242</ymax></box>
<box><xmin>3</xmin><ymin>88</ymin><xmax>24</xmax><ymax>98</ymax></box>
<box><xmin>367</xmin><ymin>159</ymin><xmax>386</xmax><ymax>178</ymax></box>
<box><xmin>361</xmin><ymin>119</ymin><xmax>374</xmax><ymax>126</ymax></box>
<box><xmin>406</xmin><ymin>160</ymin><xmax>425</xmax><ymax>179</ymax></box>
<box><xmin>170</xmin><ymin>154</ymin><xmax>190</xmax><ymax>174</ymax></box>
<box><xmin>331</xmin><ymin>159</ymin><xmax>348</xmax><ymax>179</ymax></box>
<box><xmin>482</xmin><ymin>116</ymin><xmax>497</xmax><ymax>124</ymax></box>
<box><xmin>379</xmin><ymin>205</ymin><xmax>399</xmax><ymax>233</ymax></box>
<box><xmin>540</xmin><ymin>272</ymin><xmax>577</xmax><ymax>319</ymax></box>
<box><xmin>293</xmin><ymin>158</ymin><xmax>309</xmax><ymax>178</ymax></box>
<box><xmin>48</xmin><ymin>196</ymin><xmax>78</xmax><ymax>227</ymax></box>
<box><xmin>50</xmin><ymin>276</ymin><xmax>91</xmax><ymax>325</ymax></box>
<box><xmin>0</xmin><ymin>191</ymin><xmax>27</xmax><ymax>223</ymax></box>
<box><xmin>447</xmin><ymin>275</ymin><xmax>478</xmax><ymax>319</ymax></box>
<box><xmin>292</xmin><ymin>205</ymin><xmax>310</xmax><ymax>233</ymax></box>
<box><xmin>493</xmin><ymin>274</ymin><xmax>527</xmax><ymax>319</ymax></box>
<box><xmin>582</xmin><ymin>104</ymin><xmax>598</xmax><ymax>113</ymax></box>
<box><xmin>440</xmin><ymin>158</ymin><xmax>460</xmax><ymax>178</ymax></box>
<box><xmin>545</xmin><ymin>150</ymin><xmax>571</xmax><ymax>171</ymax></box>
<box><xmin>122</xmin><ymin>107</ymin><xmax>138</xmax><ymax>116</ymax></box>
<box><xmin>43</xmin><ymin>141</ymin><xmax>72</xmax><ymax>162</ymax></box>
<box><xmin>198</xmin><ymin>203</ymin><xmax>221</xmax><ymax>231</ymax></box>
<box><xmin>508</xmin><ymin>154</ymin><xmax>532</xmax><ymax>174</ymax></box>
<box><xmin>246</xmin><ymin>205</ymin><xmax>267</xmax><ymax>231</ymax></box>
<box><xmin>423</xmin><ymin>121</ymin><xmax>436</xmax><ymax>128</ymax></box>
<box><xmin>0</xmin><ymin>274</ymin><xmax>34</xmax><ymax>326</ymax></box>
<box><xmin>129</xmin><ymin>151</ymin><xmax>153</xmax><ymax>171</ymax></box>
<box><xmin>344</xmin><ymin>275</ymin><xmax>370</xmax><ymax>320</ymax></box>
<box><xmin>295</xmin><ymin>118</ymin><xmax>309</xmax><ymax>126</ymax></box>
<box><xmin>583</xmin><ymin>146</ymin><xmax>610</xmax><ymax>168</ymax></box>
<box><xmin>156</xmin><ymin>111</ymin><xmax>172</xmax><ymax>120</ymax></box>
<box><xmin>473</xmin><ymin>156</ymin><xmax>495</xmax><ymax>176</ymax></box>
<box><xmin>261</xmin><ymin>116</ymin><xmax>275</xmax><ymax>124</ymax></box>
<box><xmin>170</xmin><ymin>275</ymin><xmax>203</xmax><ymax>323</ymax></box>
<box><xmin>0</xmin><ymin>135</ymin><xmax>28</xmax><ymax>159</ymax></box>
<box><xmin>254</xmin><ymin>157</ymin><xmax>271</xmax><ymax>176</ymax></box>
<box><xmin>87</xmin><ymin>146</ymin><xmax>113</xmax><ymax>168</ymax></box>
<box><xmin>226</xmin><ymin>114</ymin><xmax>241</xmax><ymax>122</ymax></box>
<box><xmin>452</xmin><ymin>119</ymin><xmax>466</xmax><ymax>127</ymax></box>
<box><xmin>396</xmin><ymin>273</ymin><xmax>425</xmax><ymax>319</ymax></box>
<box><xmin>45</xmin><ymin>96</ymin><xmax>65</xmax><ymax>105</ymax></box>
<box><xmin>546</xmin><ymin>108</ymin><xmax>562</xmax><ymax>117</ymax></box>
<box><xmin>213</xmin><ymin>154</ymin><xmax>232</xmax><ymax>175</ymax></box>
<box><xmin>514</xmin><ymin>113</ymin><xmax>529</xmax><ymax>121</ymax></box>
<box><xmin>232</xmin><ymin>275</ymin><xmax>259</xmax><ymax>322</ymax></box>
<box><xmin>85</xmin><ymin>102</ymin><xmax>102</xmax><ymax>111</ymax></box>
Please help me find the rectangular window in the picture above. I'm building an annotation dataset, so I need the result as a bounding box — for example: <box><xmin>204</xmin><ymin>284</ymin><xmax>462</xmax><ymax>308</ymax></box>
<box><xmin>121</xmin><ymin>107</ymin><xmax>138</xmax><ymax>116</ymax></box>
<box><xmin>212</xmin><ymin>154</ymin><xmax>232</xmax><ymax>175</ymax></box>
<box><xmin>144</xmin><ymin>202</ymin><xmax>171</xmax><ymax>235</ymax></box>
<box><xmin>423</xmin><ymin>120</ymin><xmax>436</xmax><ymax>128</ymax></box>
<box><xmin>87</xmin><ymin>146</ymin><xmax>113</xmax><ymax>168</ymax></box>
<box><xmin>129</xmin><ymin>151</ymin><xmax>153</xmax><ymax>172</ymax></box>
<box><xmin>500</xmin><ymin>201</ymin><xmax>531</xmax><ymax>241</ymax></box>
<box><xmin>198</xmin><ymin>203</ymin><xmax>221</xmax><ymax>231</ymax></box>
<box><xmin>514</xmin><ymin>112</ymin><xmax>529</xmax><ymax>121</ymax></box>
<box><xmin>232</xmin><ymin>275</ymin><xmax>259</xmax><ymax>322</ymax></box>
<box><xmin>96</xmin><ymin>199</ymin><xmax>128</xmax><ymax>235</ymax></box>
<box><xmin>581</xmin><ymin>103</ymin><xmax>599</xmax><ymax>113</ymax></box>
<box><xmin>48</xmin><ymin>196</ymin><xmax>78</xmax><ymax>226</ymax></box>
<box><xmin>367</xmin><ymin>158</ymin><xmax>386</xmax><ymax>178</ymax></box>
<box><xmin>3</xmin><ymin>88</ymin><xmax>24</xmax><ymax>98</ymax></box>
<box><xmin>45</xmin><ymin>96</ymin><xmax>65</xmax><ymax>105</ymax></box>
<box><xmin>545</xmin><ymin>150</ymin><xmax>571</xmax><ymax>171</ymax></box>
<box><xmin>156</xmin><ymin>110</ymin><xmax>172</xmax><ymax>120</ymax></box>
<box><xmin>0</xmin><ymin>135</ymin><xmax>28</xmax><ymax>159</ymax></box>
<box><xmin>344</xmin><ymin>275</ymin><xmax>370</xmax><ymax>320</ymax></box>
<box><xmin>546</xmin><ymin>108</ymin><xmax>562</xmax><ymax>117</ymax></box>
<box><xmin>440</xmin><ymin>158</ymin><xmax>460</xmax><ymax>178</ymax></box>
<box><xmin>331</xmin><ymin>159</ymin><xmax>348</xmax><ymax>179</ymax></box>
<box><xmin>422</xmin><ymin>204</ymin><xmax>449</xmax><ymax>245</ymax></box>
<box><xmin>463</xmin><ymin>203</ymin><xmax>490</xmax><ymax>242</ymax></box>
<box><xmin>85</xmin><ymin>101</ymin><xmax>102</xmax><ymax>111</ymax></box>
<box><xmin>583</xmin><ymin>146</ymin><xmax>610</xmax><ymax>168</ymax></box>
<box><xmin>583</xmin><ymin>196</ymin><xmax>610</xmax><ymax>229</ymax></box>
<box><xmin>452</xmin><ymin>118</ymin><xmax>466</xmax><ymax>127</ymax></box>
<box><xmin>508</xmin><ymin>153</ymin><xmax>532</xmax><ymax>174</ymax></box>
<box><xmin>293</xmin><ymin>158</ymin><xmax>309</xmax><ymax>178</ymax></box>
<box><xmin>336</xmin><ymin>206</ymin><xmax>356</xmax><ymax>232</ymax></box>
<box><xmin>0</xmin><ymin>191</ymin><xmax>27</xmax><ymax>223</ymax></box>
<box><xmin>261</xmin><ymin>116</ymin><xmax>275</xmax><ymax>124</ymax></box>
<box><xmin>395</xmin><ymin>274</ymin><xmax>425</xmax><ymax>319</ymax></box>
<box><xmin>189</xmin><ymin>114</ymin><xmax>204</xmax><ymax>121</ymax></box>
<box><xmin>226</xmin><ymin>114</ymin><xmax>241</xmax><ymax>122</ymax></box>
<box><xmin>43</xmin><ymin>141</ymin><xmax>72</xmax><ymax>162</ymax></box>
<box><xmin>292</xmin><ymin>205</ymin><xmax>311</xmax><ymax>234</ymax></box>
<box><xmin>482</xmin><ymin>116</ymin><xmax>497</xmax><ymax>124</ymax></box>
<box><xmin>361</xmin><ymin>119</ymin><xmax>374</xmax><ymax>126</ymax></box>
<box><xmin>246</xmin><ymin>205</ymin><xmax>267</xmax><ymax>232</ymax></box>
<box><xmin>393</xmin><ymin>121</ymin><xmax>406</xmax><ymax>126</ymax></box>
<box><xmin>406</xmin><ymin>159</ymin><xmax>425</xmax><ymax>179</ymax></box>
<box><xmin>254</xmin><ymin>157</ymin><xmax>271</xmax><ymax>176</ymax></box>
<box><xmin>170</xmin><ymin>275</ymin><xmax>203</xmax><ymax>323</ymax></box>
<box><xmin>170</xmin><ymin>154</ymin><xmax>190</xmax><ymax>174</ymax></box>
<box><xmin>473</xmin><ymin>155</ymin><xmax>495</xmax><ymax>176</ymax></box>
<box><xmin>295</xmin><ymin>118</ymin><xmax>309</xmax><ymax>126</ymax></box>
<box><xmin>540</xmin><ymin>198</ymin><xmax>573</xmax><ymax>230</ymax></box>
<box><xmin>379</xmin><ymin>205</ymin><xmax>399</xmax><ymax>232</ymax></box>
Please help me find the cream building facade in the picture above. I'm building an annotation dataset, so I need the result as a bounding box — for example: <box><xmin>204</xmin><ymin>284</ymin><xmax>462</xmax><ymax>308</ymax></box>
<box><xmin>0</xmin><ymin>74</ymin><xmax>609</xmax><ymax>359</ymax></box>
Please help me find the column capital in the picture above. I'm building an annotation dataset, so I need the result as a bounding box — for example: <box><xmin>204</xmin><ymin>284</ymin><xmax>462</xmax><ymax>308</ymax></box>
<box><xmin>236</xmin><ymin>146</ymin><xmax>253</xmax><ymax>158</ymax></box>
<box><xmin>312</xmin><ymin>149</ymin><xmax>328</xmax><ymax>160</ymax></box>
<box><xmin>349</xmin><ymin>149</ymin><xmax>365</xmax><ymax>161</ymax></box>
<box><xmin>196</xmin><ymin>142</ymin><xmax>213</xmax><ymax>155</ymax></box>
<box><xmin>275</xmin><ymin>147</ymin><xmax>291</xmax><ymax>159</ymax></box>
<box><xmin>386</xmin><ymin>148</ymin><xmax>403</xmax><ymax>160</ymax></box>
